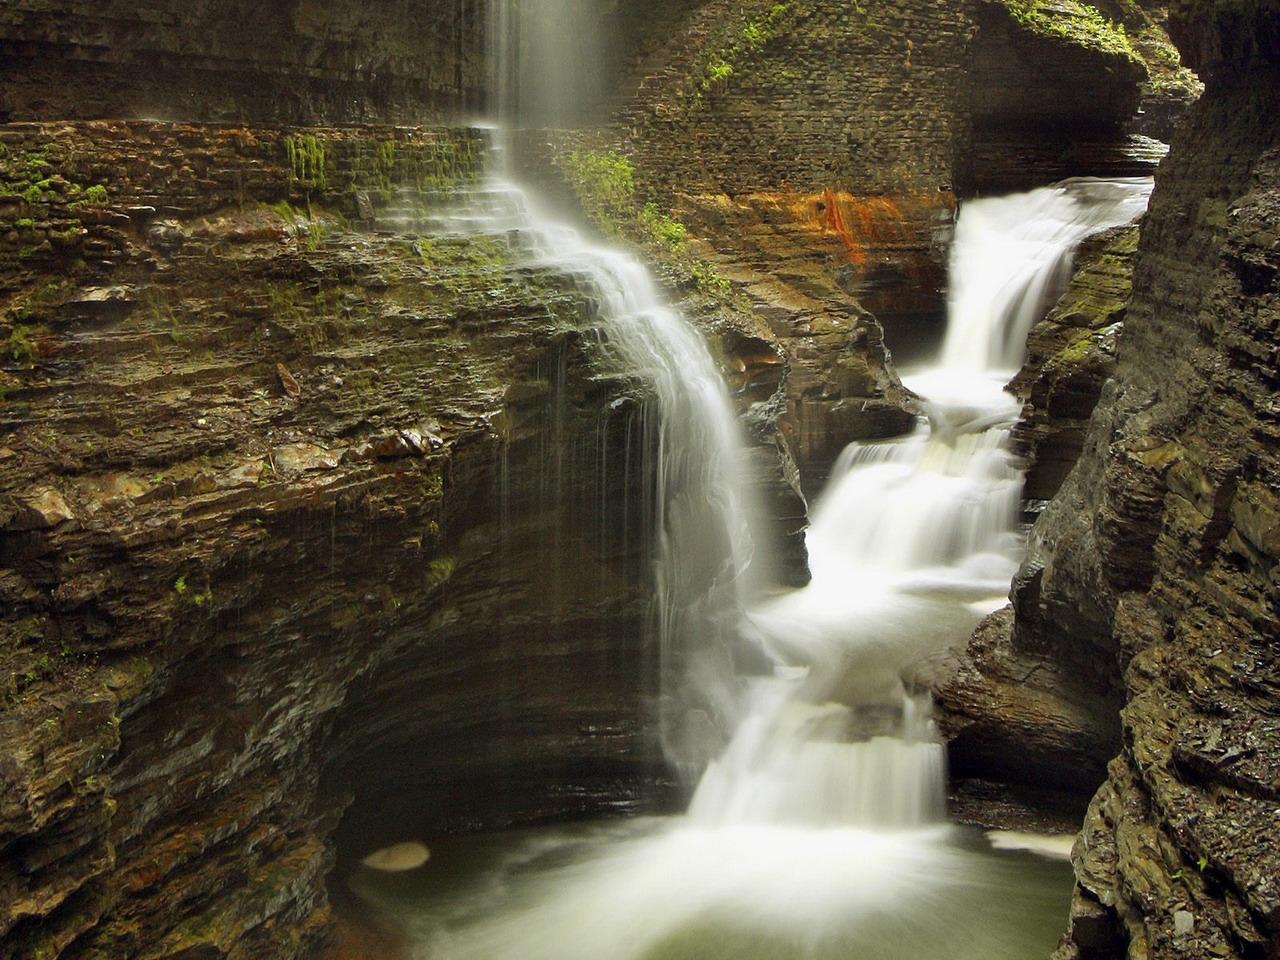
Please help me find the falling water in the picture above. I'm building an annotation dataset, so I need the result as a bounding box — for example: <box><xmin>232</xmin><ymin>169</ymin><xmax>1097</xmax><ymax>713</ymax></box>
<box><xmin>485</xmin><ymin>0</ymin><xmax>758</xmax><ymax>782</ymax></box>
<box><xmin>940</xmin><ymin>178</ymin><xmax>1154</xmax><ymax>376</ymax></box>
<box><xmin>352</xmin><ymin>4</ymin><xmax>1155</xmax><ymax>956</ymax></box>
<box><xmin>688</xmin><ymin>176</ymin><xmax>1153</xmax><ymax>837</ymax></box>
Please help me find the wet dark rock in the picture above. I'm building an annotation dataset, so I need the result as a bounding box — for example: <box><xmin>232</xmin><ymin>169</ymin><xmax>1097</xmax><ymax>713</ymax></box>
<box><xmin>1011</xmin><ymin>225</ymin><xmax>1141</xmax><ymax>502</ymax></box>
<box><xmin>0</xmin><ymin>121</ymin><xmax>671</xmax><ymax>960</ymax></box>
<box><xmin>0</xmin><ymin>1</ymin><xmax>486</xmax><ymax>125</ymax></box>
<box><xmin>0</xmin><ymin>2</ymin><xmax>1224</xmax><ymax>959</ymax></box>
<box><xmin>970</xmin><ymin>5</ymin><xmax>1280</xmax><ymax>955</ymax></box>
<box><xmin>909</xmin><ymin>606</ymin><xmax>1119</xmax><ymax>820</ymax></box>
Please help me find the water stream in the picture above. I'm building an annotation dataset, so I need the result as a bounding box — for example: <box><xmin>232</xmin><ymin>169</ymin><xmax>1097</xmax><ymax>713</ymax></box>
<box><xmin>351</xmin><ymin>4</ymin><xmax>1154</xmax><ymax>955</ymax></box>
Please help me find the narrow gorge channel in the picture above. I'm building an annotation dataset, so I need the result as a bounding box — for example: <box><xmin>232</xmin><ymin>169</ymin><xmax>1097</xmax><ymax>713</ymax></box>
<box><xmin>3</xmin><ymin>3</ymin><xmax>1276</xmax><ymax>960</ymax></box>
<box><xmin>347</xmin><ymin>178</ymin><xmax>1153</xmax><ymax>960</ymax></box>
<box><xmin>346</xmin><ymin>4</ymin><xmax>1156</xmax><ymax>956</ymax></box>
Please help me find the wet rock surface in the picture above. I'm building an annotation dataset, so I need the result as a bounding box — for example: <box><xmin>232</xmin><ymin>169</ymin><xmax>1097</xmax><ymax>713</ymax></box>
<box><xmin>910</xmin><ymin>606</ymin><xmax>1121</xmax><ymax>829</ymax></box>
<box><xmin>560</xmin><ymin>0</ymin><xmax>1184</xmax><ymax>508</ymax></box>
<box><xmin>0</xmin><ymin>1</ymin><xmax>1235</xmax><ymax>958</ymax></box>
<box><xmin>959</xmin><ymin>4</ymin><xmax>1279</xmax><ymax>956</ymax></box>
<box><xmin>0</xmin><ymin>1</ymin><xmax>485</xmax><ymax>124</ymax></box>
<box><xmin>0</xmin><ymin>121</ymin><xmax>676</xmax><ymax>960</ymax></box>
<box><xmin>1012</xmin><ymin>224</ymin><xmax>1142</xmax><ymax>504</ymax></box>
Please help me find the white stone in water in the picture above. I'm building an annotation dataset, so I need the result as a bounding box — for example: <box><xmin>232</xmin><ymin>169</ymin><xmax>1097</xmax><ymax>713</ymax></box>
<box><xmin>986</xmin><ymin>830</ymin><xmax>1075</xmax><ymax>860</ymax></box>
<box><xmin>1174</xmin><ymin>910</ymin><xmax>1195</xmax><ymax>937</ymax></box>
<box><xmin>361</xmin><ymin>842</ymin><xmax>431</xmax><ymax>872</ymax></box>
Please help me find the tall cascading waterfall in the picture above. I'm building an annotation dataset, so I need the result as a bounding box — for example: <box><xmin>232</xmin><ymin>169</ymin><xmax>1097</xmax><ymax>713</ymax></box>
<box><xmin>688</xmin><ymin>176</ymin><xmax>1154</xmax><ymax>833</ymax></box>
<box><xmin>483</xmin><ymin>0</ymin><xmax>759</xmax><ymax>782</ymax></box>
<box><xmin>354</xmin><ymin>6</ymin><xmax>1156</xmax><ymax>956</ymax></box>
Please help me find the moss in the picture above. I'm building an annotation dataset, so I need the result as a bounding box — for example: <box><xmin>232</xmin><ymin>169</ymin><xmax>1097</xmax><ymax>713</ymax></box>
<box><xmin>692</xmin><ymin>1</ymin><xmax>796</xmax><ymax>97</ymax></box>
<box><xmin>561</xmin><ymin>150</ymin><xmax>688</xmax><ymax>253</ymax></box>
<box><xmin>81</xmin><ymin>184</ymin><xmax>109</xmax><ymax>206</ymax></box>
<box><xmin>4</xmin><ymin>322</ymin><xmax>38</xmax><ymax>367</ymax></box>
<box><xmin>558</xmin><ymin>147</ymin><xmax>732</xmax><ymax>296</ymax></box>
<box><xmin>421</xmin><ymin>472</ymin><xmax>445</xmax><ymax>500</ymax></box>
<box><xmin>428</xmin><ymin>557</ymin><xmax>456</xmax><ymax>586</ymax></box>
<box><xmin>1056</xmin><ymin>332</ymin><xmax>1103</xmax><ymax>365</ymax></box>
<box><xmin>173</xmin><ymin>574</ymin><xmax>214</xmax><ymax>607</ymax></box>
<box><xmin>1001</xmin><ymin>0</ymin><xmax>1140</xmax><ymax>63</ymax></box>
<box><xmin>285</xmin><ymin>134</ymin><xmax>328</xmax><ymax>192</ymax></box>
<box><xmin>14</xmin><ymin>217</ymin><xmax>34</xmax><ymax>230</ymax></box>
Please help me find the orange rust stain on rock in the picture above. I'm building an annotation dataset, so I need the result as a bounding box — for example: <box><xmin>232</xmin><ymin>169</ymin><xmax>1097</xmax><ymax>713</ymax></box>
<box><xmin>818</xmin><ymin>188</ymin><xmax>867</xmax><ymax>266</ymax></box>
<box><xmin>802</xmin><ymin>190</ymin><xmax>918</xmax><ymax>266</ymax></box>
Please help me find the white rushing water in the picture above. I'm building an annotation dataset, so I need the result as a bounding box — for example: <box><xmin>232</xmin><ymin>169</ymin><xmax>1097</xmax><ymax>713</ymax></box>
<box><xmin>693</xmin><ymin>176</ymin><xmax>1154</xmax><ymax>835</ymax></box>
<box><xmin>483</xmin><ymin>0</ymin><xmax>762</xmax><ymax>784</ymax></box>
<box><xmin>355</xmin><ymin>4</ymin><xmax>1155</xmax><ymax>956</ymax></box>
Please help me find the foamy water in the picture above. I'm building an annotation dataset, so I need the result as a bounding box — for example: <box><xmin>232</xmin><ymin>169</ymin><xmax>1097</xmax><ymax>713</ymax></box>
<box><xmin>348</xmin><ymin>2</ymin><xmax>1153</xmax><ymax>953</ymax></box>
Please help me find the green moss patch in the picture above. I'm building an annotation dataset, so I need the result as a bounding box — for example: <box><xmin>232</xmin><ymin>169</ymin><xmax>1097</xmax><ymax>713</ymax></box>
<box><xmin>558</xmin><ymin>147</ymin><xmax>729</xmax><ymax>294</ymax></box>
<box><xmin>1000</xmin><ymin>0</ymin><xmax>1140</xmax><ymax>62</ymax></box>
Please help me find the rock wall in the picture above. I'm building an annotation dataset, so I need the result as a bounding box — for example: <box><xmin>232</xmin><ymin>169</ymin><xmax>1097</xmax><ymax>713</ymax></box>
<box><xmin>583</xmin><ymin>0</ymin><xmax>1180</xmax><ymax>497</ymax></box>
<box><xmin>0</xmin><ymin>1</ymin><xmax>1221</xmax><ymax>958</ymax></box>
<box><xmin>0</xmin><ymin>121</ymin><xmax>674</xmax><ymax>960</ymax></box>
<box><xmin>0</xmin><ymin>1</ymin><xmax>486</xmax><ymax>124</ymax></box>
<box><xmin>998</xmin><ymin>2</ymin><xmax>1280</xmax><ymax>956</ymax></box>
<box><xmin>1012</xmin><ymin>224</ymin><xmax>1141</xmax><ymax>505</ymax></box>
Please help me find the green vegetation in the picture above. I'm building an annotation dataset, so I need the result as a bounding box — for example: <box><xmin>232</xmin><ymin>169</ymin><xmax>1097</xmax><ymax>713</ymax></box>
<box><xmin>268</xmin><ymin>200</ymin><xmax>328</xmax><ymax>251</ymax></box>
<box><xmin>5</xmin><ymin>322</ymin><xmax>37</xmax><ymax>367</ymax></box>
<box><xmin>285</xmin><ymin>134</ymin><xmax>328</xmax><ymax>191</ymax></box>
<box><xmin>348</xmin><ymin>135</ymin><xmax>483</xmax><ymax>210</ymax></box>
<box><xmin>559</xmin><ymin>147</ymin><xmax>732</xmax><ymax>295</ymax></box>
<box><xmin>705</xmin><ymin>58</ymin><xmax>734</xmax><ymax>87</ymax></box>
<box><xmin>1002</xmin><ymin>0</ymin><xmax>1138</xmax><ymax>61</ymax></box>
<box><xmin>428</xmin><ymin>557</ymin><xmax>456</xmax><ymax>586</ymax></box>
<box><xmin>693</xmin><ymin>2</ymin><xmax>794</xmax><ymax>96</ymax></box>
<box><xmin>562</xmin><ymin>150</ymin><xmax>686</xmax><ymax>253</ymax></box>
<box><xmin>174</xmin><ymin>575</ymin><xmax>214</xmax><ymax>607</ymax></box>
<box><xmin>1</xmin><ymin>146</ymin><xmax>112</xmax><ymax>219</ymax></box>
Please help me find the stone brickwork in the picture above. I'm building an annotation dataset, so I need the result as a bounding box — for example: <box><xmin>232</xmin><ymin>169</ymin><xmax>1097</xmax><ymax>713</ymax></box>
<box><xmin>0</xmin><ymin>120</ymin><xmax>485</xmax><ymax>287</ymax></box>
<box><xmin>0</xmin><ymin>0</ymin><xmax>487</xmax><ymax>124</ymax></box>
<box><xmin>618</xmin><ymin>0</ymin><xmax>973</xmax><ymax>197</ymax></box>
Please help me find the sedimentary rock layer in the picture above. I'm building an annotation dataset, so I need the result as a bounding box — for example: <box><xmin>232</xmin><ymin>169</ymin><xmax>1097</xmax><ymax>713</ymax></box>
<box><xmin>0</xmin><ymin>121</ymin><xmax>675</xmax><ymax>960</ymax></box>
<box><xmin>0</xmin><ymin>1</ymin><xmax>486</xmax><ymax>124</ymax></box>
<box><xmin>1006</xmin><ymin>3</ymin><xmax>1280</xmax><ymax>956</ymax></box>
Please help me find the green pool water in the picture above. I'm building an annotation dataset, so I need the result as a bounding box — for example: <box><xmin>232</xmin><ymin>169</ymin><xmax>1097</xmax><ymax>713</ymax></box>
<box><xmin>348</xmin><ymin>818</ymin><xmax>1074</xmax><ymax>960</ymax></box>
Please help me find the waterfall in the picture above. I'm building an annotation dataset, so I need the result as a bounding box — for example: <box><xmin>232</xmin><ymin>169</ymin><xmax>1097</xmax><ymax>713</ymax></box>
<box><xmin>484</xmin><ymin>0</ymin><xmax>759</xmax><ymax>782</ymax></box>
<box><xmin>940</xmin><ymin>178</ymin><xmax>1154</xmax><ymax>375</ymax></box>
<box><xmin>359</xmin><ymin>6</ymin><xmax>1156</xmax><ymax>957</ymax></box>
<box><xmin>687</xmin><ymin>176</ymin><xmax>1153</xmax><ymax>833</ymax></box>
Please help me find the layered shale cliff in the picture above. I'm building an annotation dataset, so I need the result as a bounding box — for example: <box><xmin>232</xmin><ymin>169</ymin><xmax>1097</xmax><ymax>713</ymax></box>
<box><xmin>0</xmin><ymin>0</ymin><xmax>1248</xmax><ymax>958</ymax></box>
<box><xmin>539</xmin><ymin>0</ymin><xmax>1190</xmax><ymax>496</ymax></box>
<box><xmin>0</xmin><ymin>1</ymin><xmax>486</xmax><ymax>124</ymax></box>
<box><xmin>943</xmin><ymin>1</ymin><xmax>1280</xmax><ymax>956</ymax></box>
<box><xmin>0</xmin><ymin>121</ymin><xmax>694</xmax><ymax>960</ymax></box>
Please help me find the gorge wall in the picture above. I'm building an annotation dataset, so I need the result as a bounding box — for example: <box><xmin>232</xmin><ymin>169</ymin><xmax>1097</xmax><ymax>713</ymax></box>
<box><xmin>0</xmin><ymin>122</ymin><xmax>690</xmax><ymax>959</ymax></box>
<box><xmin>551</xmin><ymin>0</ymin><xmax>1191</xmax><ymax>495</ymax></box>
<box><xmin>1</xmin><ymin>1</ymin><xmax>1266</xmax><ymax>959</ymax></box>
<box><xmin>1013</xmin><ymin>3</ymin><xmax>1280</xmax><ymax>956</ymax></box>
<box><xmin>0</xmin><ymin>1</ymin><xmax>487</xmax><ymax>124</ymax></box>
